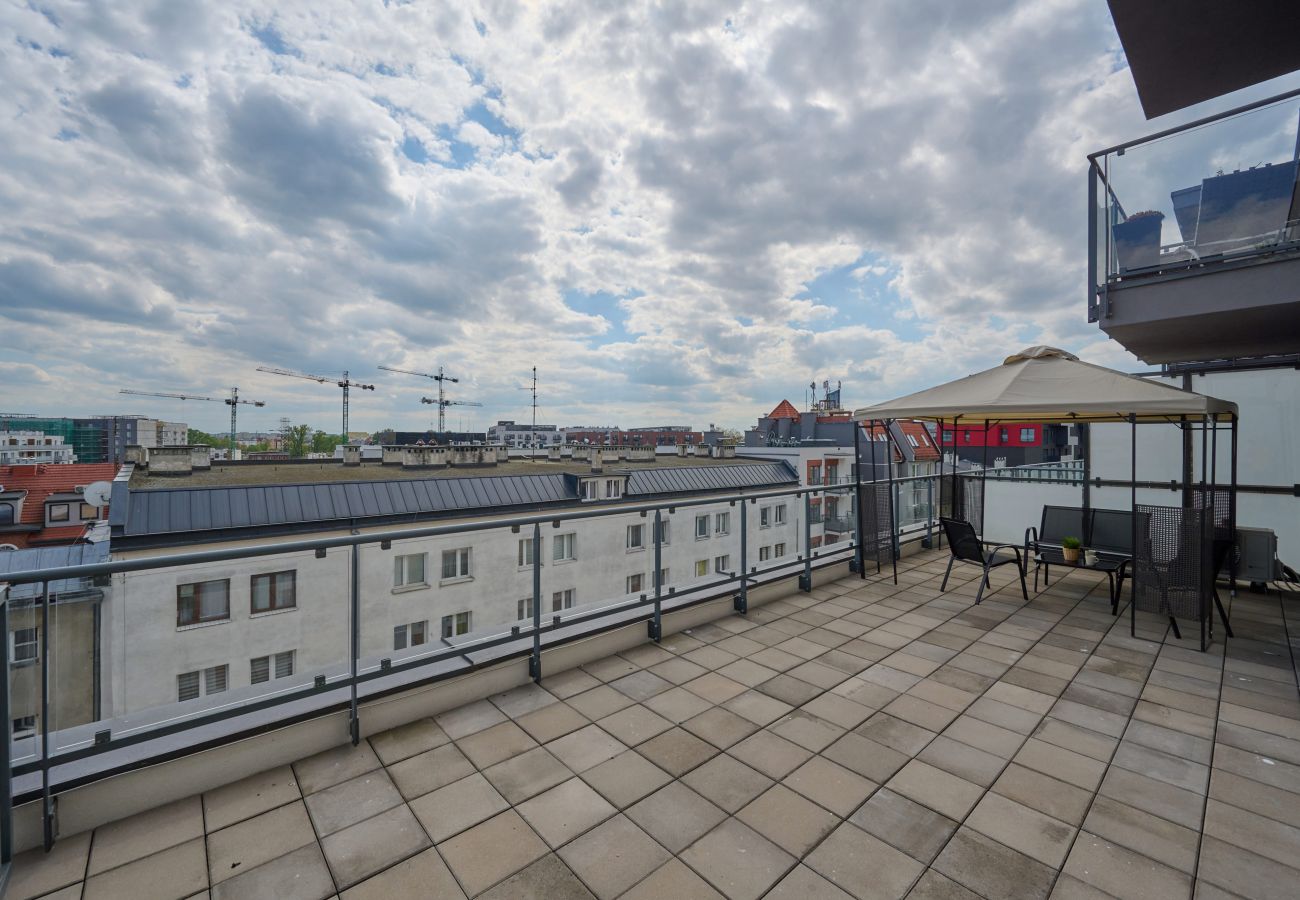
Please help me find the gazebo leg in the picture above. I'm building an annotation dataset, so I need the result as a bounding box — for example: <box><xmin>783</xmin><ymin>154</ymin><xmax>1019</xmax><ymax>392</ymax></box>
<box><xmin>1168</xmin><ymin>616</ymin><xmax>1181</xmax><ymax>640</ymax></box>
<box><xmin>1213</xmin><ymin>589</ymin><xmax>1234</xmax><ymax>638</ymax></box>
<box><xmin>940</xmin><ymin>556</ymin><xmax>955</xmax><ymax>592</ymax></box>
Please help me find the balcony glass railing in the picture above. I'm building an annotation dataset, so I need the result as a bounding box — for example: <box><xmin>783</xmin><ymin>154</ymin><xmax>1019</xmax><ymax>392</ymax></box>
<box><xmin>1088</xmin><ymin>89</ymin><xmax>1300</xmax><ymax>319</ymax></box>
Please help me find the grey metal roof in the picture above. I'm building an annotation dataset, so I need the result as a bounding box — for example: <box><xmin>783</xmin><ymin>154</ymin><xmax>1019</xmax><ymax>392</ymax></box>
<box><xmin>0</xmin><ymin>542</ymin><xmax>109</xmax><ymax>598</ymax></box>
<box><xmin>626</xmin><ymin>461</ymin><xmax>797</xmax><ymax>496</ymax></box>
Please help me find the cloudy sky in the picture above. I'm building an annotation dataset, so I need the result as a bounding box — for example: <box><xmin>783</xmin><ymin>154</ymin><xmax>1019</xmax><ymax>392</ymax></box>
<box><xmin>2</xmin><ymin>1</ymin><xmax>1295</xmax><ymax>436</ymax></box>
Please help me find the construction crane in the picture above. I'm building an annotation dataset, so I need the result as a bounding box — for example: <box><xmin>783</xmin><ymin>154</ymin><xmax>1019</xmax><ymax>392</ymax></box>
<box><xmin>255</xmin><ymin>367</ymin><xmax>374</xmax><ymax>437</ymax></box>
<box><xmin>379</xmin><ymin>365</ymin><xmax>481</xmax><ymax>432</ymax></box>
<box><xmin>118</xmin><ymin>388</ymin><xmax>266</xmax><ymax>452</ymax></box>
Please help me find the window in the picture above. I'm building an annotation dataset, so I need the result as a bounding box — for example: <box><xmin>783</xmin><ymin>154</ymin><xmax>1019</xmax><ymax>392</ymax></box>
<box><xmin>177</xmin><ymin>579</ymin><xmax>231</xmax><ymax>627</ymax></box>
<box><xmin>553</xmin><ymin>533</ymin><xmax>577</xmax><ymax>561</ymax></box>
<box><xmin>411</xmin><ymin>620</ymin><xmax>427</xmax><ymax>646</ymax></box>
<box><xmin>652</xmin><ymin>519</ymin><xmax>670</xmax><ymax>545</ymax></box>
<box><xmin>251</xmin><ymin>651</ymin><xmax>295</xmax><ymax>684</ymax></box>
<box><xmin>441</xmin><ymin>612</ymin><xmax>471</xmax><ymax>638</ymax></box>
<box><xmin>581</xmin><ymin>480</ymin><xmax>597</xmax><ymax>500</ymax></box>
<box><xmin>79</xmin><ymin>503</ymin><xmax>97</xmax><ymax>520</ymax></box>
<box><xmin>759</xmin><ymin>546</ymin><xmax>771</xmax><ymax>561</ymax></box>
<box><xmin>606</xmin><ymin>479</ymin><xmax>622</xmax><ymax>498</ymax></box>
<box><xmin>627</xmin><ymin>524</ymin><xmax>644</xmax><ymax>550</ymax></box>
<box><xmin>963</xmin><ymin>431</ymin><xmax>972</xmax><ymax>443</ymax></box>
<box><xmin>517</xmin><ymin>597</ymin><xmax>534</xmax><ymax>620</ymax></box>
<box><xmin>760</xmin><ymin>506</ymin><xmax>771</xmax><ymax>527</ymax></box>
<box><xmin>714</xmin><ymin>512</ymin><xmax>729</xmax><ymax>535</ymax></box>
<box><xmin>906</xmin><ymin>434</ymin><xmax>918</xmax><ymax>447</ymax></box>
<box><xmin>1020</xmin><ymin>427</ymin><xmax>1035</xmax><ymax>442</ymax></box>
<box><xmin>393</xmin><ymin>553</ymin><xmax>427</xmax><ymax>588</ymax></box>
<box><xmin>695</xmin><ymin>515</ymin><xmax>709</xmax><ymax>539</ymax></box>
<box><xmin>178</xmin><ymin>664</ymin><xmax>228</xmax><ymax>702</ymax></box>
<box><xmin>714</xmin><ymin>555</ymin><xmax>730</xmax><ymax>573</ymax></box>
<box><xmin>0</xmin><ymin>503</ymin><xmax>13</xmax><ymax>525</ymax></box>
<box><xmin>394</xmin><ymin>625</ymin><xmax>408</xmax><ymax>650</ymax></box>
<box><xmin>251</xmin><ymin>571</ymin><xmax>296</xmax><ymax>613</ymax></box>
<box><xmin>626</xmin><ymin>573</ymin><xmax>644</xmax><ymax>594</ymax></box>
<box><xmin>518</xmin><ymin>538</ymin><xmax>536</xmax><ymax>568</ymax></box>
<box><xmin>12</xmin><ymin>627</ymin><xmax>38</xmax><ymax>663</ymax></box>
<box><xmin>657</xmin><ymin>568</ymin><xmax>669</xmax><ymax>587</ymax></box>
<box><xmin>809</xmin><ymin>465</ymin><xmax>821</xmax><ymax>485</ymax></box>
<box><xmin>48</xmin><ymin>503</ymin><xmax>69</xmax><ymax>522</ymax></box>
<box><xmin>695</xmin><ymin>559</ymin><xmax>709</xmax><ymax>577</ymax></box>
<box><xmin>12</xmin><ymin>716</ymin><xmax>36</xmax><ymax>739</ymax></box>
<box><xmin>552</xmin><ymin>589</ymin><xmax>574</xmax><ymax>611</ymax></box>
<box><xmin>775</xmin><ymin>542</ymin><xmax>786</xmax><ymax>557</ymax></box>
<box><xmin>441</xmin><ymin>548</ymin><xmax>472</xmax><ymax>581</ymax></box>
<box><xmin>774</xmin><ymin>504</ymin><xmax>786</xmax><ymax>525</ymax></box>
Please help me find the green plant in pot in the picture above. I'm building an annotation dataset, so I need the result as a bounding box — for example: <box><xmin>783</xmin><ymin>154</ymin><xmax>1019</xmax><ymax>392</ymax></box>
<box><xmin>1061</xmin><ymin>536</ymin><xmax>1082</xmax><ymax>563</ymax></box>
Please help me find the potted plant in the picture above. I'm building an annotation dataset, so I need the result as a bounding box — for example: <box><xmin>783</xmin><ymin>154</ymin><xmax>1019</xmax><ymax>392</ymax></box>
<box><xmin>1112</xmin><ymin>210</ymin><xmax>1165</xmax><ymax>272</ymax></box>
<box><xmin>1061</xmin><ymin>536</ymin><xmax>1082</xmax><ymax>564</ymax></box>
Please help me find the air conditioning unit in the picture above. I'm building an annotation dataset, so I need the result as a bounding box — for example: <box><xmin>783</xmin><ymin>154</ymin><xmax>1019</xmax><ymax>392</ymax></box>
<box><xmin>1232</xmin><ymin>526</ymin><xmax>1279</xmax><ymax>587</ymax></box>
<box><xmin>74</xmin><ymin>485</ymin><xmax>86</xmax><ymax>494</ymax></box>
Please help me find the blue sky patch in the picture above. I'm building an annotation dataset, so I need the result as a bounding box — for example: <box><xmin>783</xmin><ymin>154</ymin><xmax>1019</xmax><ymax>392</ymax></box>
<box><xmin>249</xmin><ymin>22</ymin><xmax>301</xmax><ymax>58</ymax></box>
<box><xmin>563</xmin><ymin>288</ymin><xmax>642</xmax><ymax>344</ymax></box>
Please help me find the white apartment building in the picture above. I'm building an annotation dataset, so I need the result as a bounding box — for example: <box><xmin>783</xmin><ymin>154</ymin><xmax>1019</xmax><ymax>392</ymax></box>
<box><xmin>486</xmin><ymin>420</ymin><xmax>563</xmax><ymax>448</ymax></box>
<box><xmin>0</xmin><ymin>431</ymin><xmax>77</xmax><ymax>465</ymax></box>
<box><xmin>99</xmin><ymin>457</ymin><xmax>802</xmax><ymax>718</ymax></box>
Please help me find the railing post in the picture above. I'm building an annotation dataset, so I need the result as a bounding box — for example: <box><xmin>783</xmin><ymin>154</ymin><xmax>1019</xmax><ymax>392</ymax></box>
<box><xmin>349</xmin><ymin>546</ymin><xmax>360</xmax><ymax>746</ymax></box>
<box><xmin>800</xmin><ymin>491</ymin><xmax>813</xmax><ymax>592</ymax></box>
<box><xmin>925</xmin><ymin>477</ymin><xmax>934</xmax><ymax>549</ymax></box>
<box><xmin>893</xmin><ymin>481</ymin><xmax>902</xmax><ymax>556</ymax></box>
<box><xmin>529</xmin><ymin>523</ymin><xmax>542</xmax><ymax>681</ymax></box>
<box><xmin>649</xmin><ymin>510</ymin><xmax>663</xmax><ymax>640</ymax></box>
<box><xmin>40</xmin><ymin>580</ymin><xmax>53</xmax><ymax>850</ymax></box>
<box><xmin>0</xmin><ymin>586</ymin><xmax>11</xmax><ymax>878</ymax></box>
<box><xmin>735</xmin><ymin>500</ymin><xmax>748</xmax><ymax>613</ymax></box>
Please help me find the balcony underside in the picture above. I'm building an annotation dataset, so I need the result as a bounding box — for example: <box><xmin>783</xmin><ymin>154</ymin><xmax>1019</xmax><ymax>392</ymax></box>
<box><xmin>9</xmin><ymin>549</ymin><xmax>1300</xmax><ymax>900</ymax></box>
<box><xmin>1099</xmin><ymin>252</ymin><xmax>1300</xmax><ymax>364</ymax></box>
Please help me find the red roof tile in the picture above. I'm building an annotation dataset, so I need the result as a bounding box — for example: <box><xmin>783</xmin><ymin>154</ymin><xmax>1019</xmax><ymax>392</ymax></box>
<box><xmin>767</xmin><ymin>400</ymin><xmax>801</xmax><ymax>420</ymax></box>
<box><xmin>0</xmin><ymin>463</ymin><xmax>118</xmax><ymax>525</ymax></box>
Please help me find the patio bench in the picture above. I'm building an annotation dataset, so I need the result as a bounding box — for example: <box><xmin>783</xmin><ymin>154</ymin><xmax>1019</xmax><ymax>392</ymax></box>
<box><xmin>1025</xmin><ymin>505</ymin><xmax>1133</xmax><ymax>611</ymax></box>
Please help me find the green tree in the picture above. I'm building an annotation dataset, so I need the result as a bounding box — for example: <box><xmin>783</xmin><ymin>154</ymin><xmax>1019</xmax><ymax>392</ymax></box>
<box><xmin>283</xmin><ymin>423</ymin><xmax>313</xmax><ymax>458</ymax></box>
<box><xmin>311</xmin><ymin>431</ymin><xmax>346</xmax><ymax>455</ymax></box>
<box><xmin>187</xmin><ymin>428</ymin><xmax>230</xmax><ymax>449</ymax></box>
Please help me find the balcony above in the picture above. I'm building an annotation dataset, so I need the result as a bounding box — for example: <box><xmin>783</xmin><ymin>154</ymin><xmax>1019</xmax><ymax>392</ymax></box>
<box><xmin>1089</xmin><ymin>91</ymin><xmax>1300</xmax><ymax>365</ymax></box>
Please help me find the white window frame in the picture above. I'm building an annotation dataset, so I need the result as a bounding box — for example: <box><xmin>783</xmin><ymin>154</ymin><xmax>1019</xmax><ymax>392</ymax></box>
<box><xmin>626</xmin><ymin>573</ymin><xmax>644</xmax><ymax>594</ymax></box>
<box><xmin>714</xmin><ymin>555</ymin><xmax>730</xmax><ymax>573</ymax></box>
<box><xmin>581</xmin><ymin>480</ymin><xmax>598</xmax><ymax>501</ymax></box>
<box><xmin>393</xmin><ymin>553</ymin><xmax>427</xmax><ymax>589</ymax></box>
<box><xmin>12</xmin><ymin>715</ymin><xmax>36</xmax><ymax>740</ymax></box>
<box><xmin>774</xmin><ymin>504</ymin><xmax>787</xmax><ymax>525</ymax></box>
<box><xmin>606</xmin><ymin>479</ymin><xmax>622</xmax><ymax>498</ymax></box>
<box><xmin>759</xmin><ymin>546</ymin><xmax>771</xmax><ymax>562</ymax></box>
<box><xmin>441</xmin><ymin>548</ymin><xmax>473</xmax><ymax>583</ymax></box>
<box><xmin>653</xmin><ymin>519</ymin><xmax>670</xmax><ymax>545</ymax></box>
<box><xmin>775</xmin><ymin>542</ymin><xmax>786</xmax><ymax>557</ymax></box>
<box><xmin>714</xmin><ymin>512</ymin><xmax>729</xmax><ymax>535</ymax></box>
<box><xmin>517</xmin><ymin>596</ymin><xmax>534</xmax><ymax>620</ymax></box>
<box><xmin>627</xmin><ymin>523</ymin><xmax>645</xmax><ymax>551</ymax></box>
<box><xmin>552</xmin><ymin>588</ymin><xmax>575</xmax><ymax>611</ymax></box>
<box><xmin>518</xmin><ymin>537</ymin><xmax>536</xmax><ymax>569</ymax></box>
<box><xmin>178</xmin><ymin>664</ymin><xmax>228</xmax><ymax>702</ymax></box>
<box><xmin>695</xmin><ymin>515</ymin><xmax>709</xmax><ymax>539</ymax></box>
<box><xmin>760</xmin><ymin>506</ymin><xmax>771</xmax><ymax>528</ymax></box>
<box><xmin>441</xmin><ymin>611</ymin><xmax>472</xmax><ymax>638</ymax></box>
<box><xmin>1020</xmin><ymin>427</ymin><xmax>1035</xmax><ymax>442</ymax></box>
<box><xmin>695</xmin><ymin>559</ymin><xmax>709</xmax><ymax>577</ymax></box>
<box><xmin>553</xmin><ymin>532</ymin><xmax>577</xmax><ymax>562</ymax></box>
<box><xmin>11</xmin><ymin>627</ymin><xmax>37</xmax><ymax>664</ymax></box>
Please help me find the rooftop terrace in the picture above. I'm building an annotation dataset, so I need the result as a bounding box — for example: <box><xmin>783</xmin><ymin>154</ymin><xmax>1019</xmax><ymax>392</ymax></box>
<box><xmin>9</xmin><ymin>548</ymin><xmax>1299</xmax><ymax>899</ymax></box>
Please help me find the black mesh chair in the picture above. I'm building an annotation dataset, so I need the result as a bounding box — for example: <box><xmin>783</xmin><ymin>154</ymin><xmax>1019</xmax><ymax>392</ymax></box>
<box><xmin>939</xmin><ymin>517</ymin><xmax>1028</xmax><ymax>605</ymax></box>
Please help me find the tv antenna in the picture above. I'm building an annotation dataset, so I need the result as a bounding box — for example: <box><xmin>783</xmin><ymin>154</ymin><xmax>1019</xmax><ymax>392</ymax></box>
<box><xmin>256</xmin><ymin>367</ymin><xmax>373</xmax><ymax>437</ymax></box>
<box><xmin>118</xmin><ymin>388</ymin><xmax>266</xmax><ymax>453</ymax></box>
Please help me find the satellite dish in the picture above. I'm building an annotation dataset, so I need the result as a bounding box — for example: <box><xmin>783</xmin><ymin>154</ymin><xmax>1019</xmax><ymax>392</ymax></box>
<box><xmin>83</xmin><ymin>481</ymin><xmax>114</xmax><ymax>508</ymax></box>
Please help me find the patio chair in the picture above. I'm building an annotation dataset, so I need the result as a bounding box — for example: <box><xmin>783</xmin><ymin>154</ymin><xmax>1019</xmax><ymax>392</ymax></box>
<box><xmin>939</xmin><ymin>517</ymin><xmax>1028</xmax><ymax>605</ymax></box>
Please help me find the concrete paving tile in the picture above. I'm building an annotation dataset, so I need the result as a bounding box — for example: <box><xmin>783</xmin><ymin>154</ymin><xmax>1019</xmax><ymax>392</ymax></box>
<box><xmin>965</xmin><ymin>791</ymin><xmax>1075</xmax><ymax>869</ymax></box>
<box><xmin>1208</xmin><ymin>767</ymin><xmax>1300</xmax><ymax>829</ymax></box>
<box><xmin>786</xmin><ymin>754</ymin><xmax>878</xmax><ymax>817</ymax></box>
<box><xmin>516</xmin><ymin>701</ymin><xmax>589</xmax><ymax>743</ymax></box>
<box><xmin>685</xmin><ymin>672</ymin><xmax>750</xmax><ymax>704</ymax></box>
<box><xmin>7</xmin><ymin>830</ymin><xmax>91</xmax><ymax>900</ymax></box>
<box><xmin>1112</xmin><ymin>741</ymin><xmax>1208</xmax><ymax>795</ymax></box>
<box><xmin>83</xmin><ymin>837</ymin><xmax>207</xmax><ymax>900</ymax></box>
<box><xmin>933</xmin><ymin>827</ymin><xmax>1055</xmax><ymax>900</ymax></box>
<box><xmin>636</xmin><ymin>726</ymin><xmax>719</xmax><ymax>776</ymax></box>
<box><xmin>482</xmin><ymin>745</ymin><xmax>573</xmax><ymax>804</ymax></box>
<box><xmin>942</xmin><ymin>714</ymin><xmax>1023</xmax><ymax>758</ymax></box>
<box><xmin>1196</xmin><ymin>834</ymin><xmax>1300</xmax><ymax>900</ymax></box>
<box><xmin>1213</xmin><ymin>743</ymin><xmax>1300</xmax><ymax>793</ymax></box>
<box><xmin>883</xmin><ymin>694</ymin><xmax>961</xmax><ymax>733</ymax></box>
<box><xmin>682</xmin><ymin>817</ymin><xmax>797</xmax><ymax>900</ymax></box>
<box><xmin>684</xmin><ymin>645</ymin><xmax>741</xmax><ymax>671</ymax></box>
<box><xmin>319</xmin><ymin>802</ymin><xmax>431</xmax><ymax>890</ymax></box>
<box><xmin>723</xmin><ymin>689</ymin><xmax>794</xmax><ymax>726</ymax></box>
<box><xmin>438</xmin><ymin>810</ymin><xmax>549</xmax><ymax>896</ymax></box>
<box><xmin>905</xmin><ymin>869</ymin><xmax>982</xmax><ymax>900</ymax></box>
<box><xmin>801</xmin><ymin>693</ymin><xmax>875</xmax><ymax>730</ymax></box>
<box><xmin>1082</xmin><ymin>794</ymin><xmax>1198</xmax><ymax>874</ymax></box>
<box><xmin>409</xmin><ymin>771</ymin><xmax>509</xmax><ymax>843</ymax></box>
<box><xmin>645</xmin><ymin>685</ymin><xmax>714</xmax><ymax>723</ymax></box>
<box><xmin>596</xmin><ymin>704</ymin><xmax>674</xmax><ymax>746</ymax></box>
<box><xmin>489</xmin><ymin>682</ymin><xmax>559</xmax><ymax>718</ymax></box>
<box><xmin>766</xmin><ymin>864</ymin><xmax>855</xmax><ymax>899</ymax></box>
<box><xmin>1202</xmin><ymin>798</ymin><xmax>1300</xmax><ymax>869</ymax></box>
<box><xmin>823</xmin><ymin>731</ymin><xmax>910</xmax><ymax>783</ymax></box>
<box><xmin>991</xmin><ymin>761</ymin><xmax>1093</xmax><ymax>826</ymax></box>
<box><xmin>737</xmin><ymin>784</ymin><xmax>838</xmax><ymax>856</ymax></box>
<box><xmin>718</xmin><ymin>658</ymin><xmax>782</xmax><ymax>687</ymax></box>
<box><xmin>1048</xmin><ymin>873</ymin><xmax>1116</xmax><ymax>899</ymax></box>
<box><xmin>1033</xmin><ymin>717</ymin><xmax>1119</xmax><ymax>762</ymax></box>
<box><xmin>907</xmin><ymin>679</ymin><xmax>979</xmax><ymax>714</ymax></box>
<box><xmin>558</xmin><ymin>814</ymin><xmax>670</xmax><ymax>900</ymax></box>
<box><xmin>367</xmin><ymin>718</ymin><xmax>450</xmax><ymax>766</ymax></box>
<box><xmin>918</xmin><ymin>734</ymin><xmax>1007</xmax><ymax>787</ymax></box>
<box><xmin>582</xmin><ymin>656</ymin><xmax>639</xmax><ymax>683</ymax></box>
<box><xmin>544</xmin><ymin>667</ymin><xmax>603</xmax><ymax>699</ymax></box>
<box><xmin>341</xmin><ymin>846</ymin><xmax>466</xmax><ymax>899</ymax></box>
<box><xmin>848</xmin><ymin>787</ymin><xmax>957</xmax><ymax>864</ymax></box>
<box><xmin>457</xmin><ymin>720</ymin><xmax>539</xmax><ymax>769</ymax></box>
<box><xmin>303</xmin><ymin>768</ymin><xmax>403</xmax><ymax>837</ymax></box>
<box><xmin>756</xmin><ymin>673</ymin><xmax>824</xmax><ymax>706</ymax></box>
<box><xmin>567</xmin><ymin>685</ymin><xmax>635</xmax><ymax>720</ymax></box>
<box><xmin>1097</xmin><ymin>765</ymin><xmax>1204</xmax><ymax>830</ymax></box>
<box><xmin>476</xmin><ymin>853</ymin><xmax>594</xmax><ymax>900</ymax></box>
<box><xmin>545</xmin><ymin>724</ymin><xmax>627</xmax><ymax>773</ymax></box>
<box><xmin>203</xmin><ymin>765</ymin><xmax>301</xmax><ymax>833</ymax></box>
<box><xmin>89</xmin><ymin>795</ymin><xmax>204</xmax><ymax>875</ymax></box>
<box><xmin>683</xmin><ymin>706</ymin><xmax>760</xmax><ymax>749</ymax></box>
<box><xmin>1012</xmin><ymin>737</ymin><xmax>1107</xmax><ymax>791</ymax></box>
<box><xmin>435</xmin><ymin>698</ymin><xmax>509</xmax><ymax>739</ymax></box>
<box><xmin>207</xmin><ymin>800</ymin><xmax>315</xmax><ymax>885</ymax></box>
<box><xmin>626</xmin><ymin>782</ymin><xmax>726</xmax><ymax>853</ymax></box>
<box><xmin>292</xmin><ymin>740</ymin><xmax>382</xmax><ymax>795</ymax></box>
<box><xmin>886</xmin><ymin>760</ymin><xmax>983</xmax><ymax>821</ymax></box>
<box><xmin>517</xmin><ymin>777</ymin><xmax>617</xmax><ymax>849</ymax></box>
<box><xmin>210</xmin><ymin>842</ymin><xmax>333</xmax><ymax>900</ymax></box>
<box><xmin>621</xmin><ymin>858</ymin><xmax>724</xmax><ymax>900</ymax></box>
<box><xmin>1060</xmin><ymin>682</ymin><xmax>1138</xmax><ymax>718</ymax></box>
<box><xmin>682</xmin><ymin>753</ymin><xmax>774</xmax><ymax>813</ymax></box>
<box><xmin>1061</xmin><ymin>831</ymin><xmax>1190</xmax><ymax>900</ymax></box>
<box><xmin>771</xmin><ymin>710</ymin><xmax>846</xmax><ymax>752</ymax></box>
<box><xmin>579</xmin><ymin>749</ymin><xmax>672</xmax><ymax>808</ymax></box>
<box><xmin>1216</xmin><ymin>721</ymin><xmax>1300</xmax><ymax>767</ymax></box>
<box><xmin>611</xmin><ymin>670</ymin><xmax>674</xmax><ymax>702</ymax></box>
<box><xmin>728</xmin><ymin>729</ymin><xmax>813</xmax><ymax>779</ymax></box>
<box><xmin>648</xmin><ymin>656</ymin><xmax>710</xmax><ymax>685</ymax></box>
<box><xmin>387</xmin><ymin>742</ymin><xmax>476</xmax><ymax>800</ymax></box>
<box><xmin>805</xmin><ymin>821</ymin><xmax>924</xmax><ymax>900</ymax></box>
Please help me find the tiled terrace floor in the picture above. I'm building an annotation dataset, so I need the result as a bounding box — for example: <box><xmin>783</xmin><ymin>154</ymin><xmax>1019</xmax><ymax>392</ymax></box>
<box><xmin>12</xmin><ymin>550</ymin><xmax>1300</xmax><ymax>900</ymax></box>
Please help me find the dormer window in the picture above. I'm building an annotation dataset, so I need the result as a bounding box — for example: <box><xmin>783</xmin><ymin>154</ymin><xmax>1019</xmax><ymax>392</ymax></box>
<box><xmin>581</xmin><ymin>479</ymin><xmax>598</xmax><ymax>501</ymax></box>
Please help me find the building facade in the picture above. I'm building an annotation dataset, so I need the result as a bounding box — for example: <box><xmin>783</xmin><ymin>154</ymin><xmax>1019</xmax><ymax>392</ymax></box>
<box><xmin>487</xmin><ymin>420</ymin><xmax>563</xmax><ymax>448</ymax></box>
<box><xmin>0</xmin><ymin>431</ymin><xmax>77</xmax><ymax>465</ymax></box>
<box><xmin>0</xmin><ymin>463</ymin><xmax>118</xmax><ymax>549</ymax></box>
<box><xmin>936</xmin><ymin>421</ymin><xmax>1077</xmax><ymax>467</ymax></box>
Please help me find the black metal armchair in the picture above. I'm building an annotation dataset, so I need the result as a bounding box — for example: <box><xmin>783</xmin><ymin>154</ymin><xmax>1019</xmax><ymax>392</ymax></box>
<box><xmin>940</xmin><ymin>517</ymin><xmax>1028</xmax><ymax>605</ymax></box>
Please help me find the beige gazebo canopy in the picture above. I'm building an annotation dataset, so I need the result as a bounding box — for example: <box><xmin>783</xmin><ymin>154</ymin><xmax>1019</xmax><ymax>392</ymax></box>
<box><xmin>851</xmin><ymin>347</ymin><xmax>1237</xmax><ymax>423</ymax></box>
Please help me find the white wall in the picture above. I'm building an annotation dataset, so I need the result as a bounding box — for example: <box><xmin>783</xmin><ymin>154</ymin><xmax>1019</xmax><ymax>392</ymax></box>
<box><xmin>980</xmin><ymin>481</ymin><xmax>1085</xmax><ymax>546</ymax></box>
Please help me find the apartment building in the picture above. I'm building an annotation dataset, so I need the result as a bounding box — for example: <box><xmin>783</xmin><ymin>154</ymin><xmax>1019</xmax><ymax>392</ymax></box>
<box><xmin>0</xmin><ymin>431</ymin><xmax>77</xmax><ymax>465</ymax></box>
<box><xmin>486</xmin><ymin>420</ymin><xmax>563</xmax><ymax>448</ymax></box>
<box><xmin>100</xmin><ymin>452</ymin><xmax>801</xmax><ymax>717</ymax></box>
<box><xmin>0</xmin><ymin>463</ymin><xmax>117</xmax><ymax>549</ymax></box>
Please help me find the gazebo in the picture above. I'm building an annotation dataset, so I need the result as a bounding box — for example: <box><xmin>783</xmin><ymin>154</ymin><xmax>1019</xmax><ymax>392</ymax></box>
<box><xmin>850</xmin><ymin>347</ymin><xmax>1239</xmax><ymax>650</ymax></box>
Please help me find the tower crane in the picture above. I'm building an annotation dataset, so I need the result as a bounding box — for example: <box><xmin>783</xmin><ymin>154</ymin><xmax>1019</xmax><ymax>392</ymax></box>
<box><xmin>378</xmin><ymin>365</ymin><xmax>481</xmax><ymax>432</ymax></box>
<box><xmin>118</xmin><ymin>388</ymin><xmax>266</xmax><ymax>453</ymax></box>
<box><xmin>256</xmin><ymin>367</ymin><xmax>374</xmax><ymax>437</ymax></box>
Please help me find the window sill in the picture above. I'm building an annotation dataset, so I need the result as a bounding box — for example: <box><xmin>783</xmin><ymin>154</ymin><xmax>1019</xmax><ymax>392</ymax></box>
<box><xmin>250</xmin><ymin>607</ymin><xmax>297</xmax><ymax>619</ymax></box>
<box><xmin>695</xmin><ymin>535</ymin><xmax>710</xmax><ymax>541</ymax></box>
<box><xmin>176</xmin><ymin>619</ymin><xmax>230</xmax><ymax>632</ymax></box>
<box><xmin>626</xmin><ymin>547</ymin><xmax>645</xmax><ymax>554</ymax></box>
<box><xmin>552</xmin><ymin>557</ymin><xmax>576</xmax><ymax>566</ymax></box>
<box><xmin>391</xmin><ymin>583</ymin><xmax>430</xmax><ymax>595</ymax></box>
<box><xmin>440</xmin><ymin>576</ymin><xmax>474</xmax><ymax>587</ymax></box>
